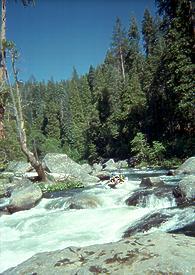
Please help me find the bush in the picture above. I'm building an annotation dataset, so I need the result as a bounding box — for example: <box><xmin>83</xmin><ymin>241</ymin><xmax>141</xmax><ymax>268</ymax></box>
<box><xmin>130</xmin><ymin>132</ymin><xmax>150</xmax><ymax>162</ymax></box>
<box><xmin>130</xmin><ymin>132</ymin><xmax>166</xmax><ymax>166</ymax></box>
<box><xmin>39</xmin><ymin>180</ymin><xmax>84</xmax><ymax>193</ymax></box>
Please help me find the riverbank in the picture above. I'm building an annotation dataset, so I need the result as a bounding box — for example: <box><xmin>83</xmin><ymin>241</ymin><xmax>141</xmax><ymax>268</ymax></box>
<box><xmin>3</xmin><ymin>231</ymin><xmax>195</xmax><ymax>275</ymax></box>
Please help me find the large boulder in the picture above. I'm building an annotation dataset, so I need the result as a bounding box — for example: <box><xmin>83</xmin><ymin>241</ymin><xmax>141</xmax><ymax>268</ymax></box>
<box><xmin>7</xmin><ymin>179</ymin><xmax>42</xmax><ymax>213</ymax></box>
<box><xmin>176</xmin><ymin>156</ymin><xmax>195</xmax><ymax>175</ymax></box>
<box><xmin>3</xmin><ymin>232</ymin><xmax>195</xmax><ymax>275</ymax></box>
<box><xmin>178</xmin><ymin>175</ymin><xmax>195</xmax><ymax>201</ymax></box>
<box><xmin>43</xmin><ymin>154</ymin><xmax>99</xmax><ymax>186</ymax></box>
<box><xmin>173</xmin><ymin>175</ymin><xmax>195</xmax><ymax>207</ymax></box>
<box><xmin>140</xmin><ymin>177</ymin><xmax>164</xmax><ymax>188</ymax></box>
<box><xmin>103</xmin><ymin>159</ymin><xmax>118</xmax><ymax>171</ymax></box>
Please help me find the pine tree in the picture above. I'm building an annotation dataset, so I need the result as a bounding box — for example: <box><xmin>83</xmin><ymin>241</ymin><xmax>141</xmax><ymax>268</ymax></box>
<box><xmin>142</xmin><ymin>9</ymin><xmax>156</xmax><ymax>57</ymax></box>
<box><xmin>111</xmin><ymin>17</ymin><xmax>129</xmax><ymax>80</ymax></box>
<box><xmin>126</xmin><ymin>16</ymin><xmax>140</xmax><ymax>72</ymax></box>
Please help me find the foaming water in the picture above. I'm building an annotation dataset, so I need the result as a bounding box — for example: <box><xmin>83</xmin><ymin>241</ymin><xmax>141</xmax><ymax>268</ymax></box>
<box><xmin>0</xmin><ymin>169</ymin><xmax>191</xmax><ymax>272</ymax></box>
<box><xmin>139</xmin><ymin>194</ymin><xmax>176</xmax><ymax>209</ymax></box>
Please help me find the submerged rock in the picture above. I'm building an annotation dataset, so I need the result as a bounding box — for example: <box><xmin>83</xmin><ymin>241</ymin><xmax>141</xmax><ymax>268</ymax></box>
<box><xmin>168</xmin><ymin>220</ymin><xmax>195</xmax><ymax>237</ymax></box>
<box><xmin>3</xmin><ymin>232</ymin><xmax>195</xmax><ymax>275</ymax></box>
<box><xmin>7</xmin><ymin>179</ymin><xmax>42</xmax><ymax>213</ymax></box>
<box><xmin>140</xmin><ymin>177</ymin><xmax>164</xmax><ymax>187</ymax></box>
<box><xmin>176</xmin><ymin>156</ymin><xmax>195</xmax><ymax>175</ymax></box>
<box><xmin>67</xmin><ymin>194</ymin><xmax>102</xmax><ymax>209</ymax></box>
<box><xmin>123</xmin><ymin>212</ymin><xmax>172</xmax><ymax>237</ymax></box>
<box><xmin>125</xmin><ymin>186</ymin><xmax>174</xmax><ymax>207</ymax></box>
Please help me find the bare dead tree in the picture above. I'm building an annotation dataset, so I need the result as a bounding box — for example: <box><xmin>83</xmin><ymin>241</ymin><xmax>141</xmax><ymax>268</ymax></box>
<box><xmin>4</xmin><ymin>43</ymin><xmax>47</xmax><ymax>181</ymax></box>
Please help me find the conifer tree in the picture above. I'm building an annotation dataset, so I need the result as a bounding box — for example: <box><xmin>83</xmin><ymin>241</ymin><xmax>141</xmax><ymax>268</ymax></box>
<box><xmin>111</xmin><ymin>17</ymin><xmax>129</xmax><ymax>80</ymax></box>
<box><xmin>142</xmin><ymin>9</ymin><xmax>156</xmax><ymax>57</ymax></box>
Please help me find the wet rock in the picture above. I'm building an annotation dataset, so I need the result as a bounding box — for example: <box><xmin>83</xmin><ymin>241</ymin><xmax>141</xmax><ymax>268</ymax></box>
<box><xmin>67</xmin><ymin>194</ymin><xmax>101</xmax><ymax>209</ymax></box>
<box><xmin>126</xmin><ymin>186</ymin><xmax>174</xmax><ymax>207</ymax></box>
<box><xmin>176</xmin><ymin>156</ymin><xmax>195</xmax><ymax>175</ymax></box>
<box><xmin>167</xmin><ymin>170</ymin><xmax>175</xmax><ymax>176</ymax></box>
<box><xmin>123</xmin><ymin>212</ymin><xmax>172</xmax><ymax>237</ymax></box>
<box><xmin>168</xmin><ymin>221</ymin><xmax>195</xmax><ymax>237</ymax></box>
<box><xmin>172</xmin><ymin>186</ymin><xmax>185</xmax><ymax>206</ymax></box>
<box><xmin>125</xmin><ymin>189</ymin><xmax>152</xmax><ymax>206</ymax></box>
<box><xmin>7</xmin><ymin>179</ymin><xmax>42</xmax><ymax>213</ymax></box>
<box><xmin>3</xmin><ymin>232</ymin><xmax>195</xmax><ymax>275</ymax></box>
<box><xmin>43</xmin><ymin>153</ymin><xmax>99</xmax><ymax>186</ymax></box>
<box><xmin>92</xmin><ymin>171</ymin><xmax>111</xmax><ymax>181</ymax></box>
<box><xmin>140</xmin><ymin>177</ymin><xmax>164</xmax><ymax>188</ymax></box>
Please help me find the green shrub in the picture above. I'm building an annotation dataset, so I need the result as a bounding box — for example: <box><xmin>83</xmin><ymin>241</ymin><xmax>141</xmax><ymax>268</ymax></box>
<box><xmin>130</xmin><ymin>132</ymin><xmax>150</xmax><ymax>162</ymax></box>
<box><xmin>130</xmin><ymin>132</ymin><xmax>166</xmax><ymax>166</ymax></box>
<box><xmin>39</xmin><ymin>180</ymin><xmax>84</xmax><ymax>193</ymax></box>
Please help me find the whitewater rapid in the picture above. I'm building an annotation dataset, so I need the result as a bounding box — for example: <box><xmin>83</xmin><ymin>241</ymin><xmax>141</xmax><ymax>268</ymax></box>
<box><xmin>0</xmin><ymin>169</ymin><xmax>193</xmax><ymax>273</ymax></box>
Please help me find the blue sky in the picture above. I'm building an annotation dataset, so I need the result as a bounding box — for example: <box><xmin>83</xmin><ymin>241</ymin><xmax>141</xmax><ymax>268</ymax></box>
<box><xmin>7</xmin><ymin>0</ymin><xmax>156</xmax><ymax>82</ymax></box>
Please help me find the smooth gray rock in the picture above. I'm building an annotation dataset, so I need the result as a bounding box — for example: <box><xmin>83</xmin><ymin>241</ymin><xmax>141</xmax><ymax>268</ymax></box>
<box><xmin>81</xmin><ymin>163</ymin><xmax>93</xmax><ymax>174</ymax></box>
<box><xmin>6</xmin><ymin>161</ymin><xmax>33</xmax><ymax>174</ymax></box>
<box><xmin>176</xmin><ymin>156</ymin><xmax>195</xmax><ymax>175</ymax></box>
<box><xmin>92</xmin><ymin>163</ymin><xmax>103</xmax><ymax>173</ymax></box>
<box><xmin>179</xmin><ymin>175</ymin><xmax>195</xmax><ymax>200</ymax></box>
<box><xmin>3</xmin><ymin>232</ymin><xmax>195</xmax><ymax>275</ymax></box>
<box><xmin>43</xmin><ymin>154</ymin><xmax>99</xmax><ymax>186</ymax></box>
<box><xmin>140</xmin><ymin>177</ymin><xmax>164</xmax><ymax>187</ymax></box>
<box><xmin>7</xmin><ymin>179</ymin><xmax>42</xmax><ymax>213</ymax></box>
<box><xmin>103</xmin><ymin>159</ymin><xmax>117</xmax><ymax>171</ymax></box>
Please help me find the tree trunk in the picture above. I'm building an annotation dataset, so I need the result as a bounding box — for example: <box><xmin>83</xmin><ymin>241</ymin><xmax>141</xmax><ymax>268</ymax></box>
<box><xmin>0</xmin><ymin>0</ymin><xmax>6</xmax><ymax>140</ymax></box>
<box><xmin>119</xmin><ymin>46</ymin><xmax>125</xmax><ymax>81</ymax></box>
<box><xmin>0</xmin><ymin>0</ymin><xmax>6</xmax><ymax>79</ymax></box>
<box><xmin>14</xmin><ymin>69</ymin><xmax>47</xmax><ymax>181</ymax></box>
<box><xmin>6</xmin><ymin>50</ymin><xmax>47</xmax><ymax>181</ymax></box>
<box><xmin>0</xmin><ymin>104</ymin><xmax>5</xmax><ymax>139</ymax></box>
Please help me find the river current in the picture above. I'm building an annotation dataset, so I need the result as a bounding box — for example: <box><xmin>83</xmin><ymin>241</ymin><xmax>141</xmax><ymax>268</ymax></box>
<box><xmin>0</xmin><ymin>168</ymin><xmax>194</xmax><ymax>272</ymax></box>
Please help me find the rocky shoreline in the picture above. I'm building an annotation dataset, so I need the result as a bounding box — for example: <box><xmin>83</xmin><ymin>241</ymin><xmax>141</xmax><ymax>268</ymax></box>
<box><xmin>2</xmin><ymin>232</ymin><xmax>195</xmax><ymax>275</ymax></box>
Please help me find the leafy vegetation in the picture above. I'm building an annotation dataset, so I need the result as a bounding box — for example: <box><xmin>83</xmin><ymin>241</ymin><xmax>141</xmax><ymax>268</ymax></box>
<box><xmin>39</xmin><ymin>180</ymin><xmax>84</xmax><ymax>193</ymax></box>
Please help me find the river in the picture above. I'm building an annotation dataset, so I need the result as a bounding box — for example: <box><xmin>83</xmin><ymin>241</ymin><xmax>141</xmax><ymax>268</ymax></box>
<box><xmin>0</xmin><ymin>168</ymin><xmax>194</xmax><ymax>273</ymax></box>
